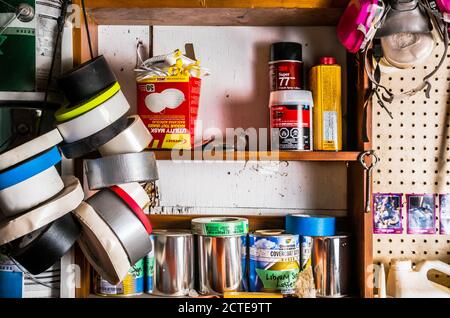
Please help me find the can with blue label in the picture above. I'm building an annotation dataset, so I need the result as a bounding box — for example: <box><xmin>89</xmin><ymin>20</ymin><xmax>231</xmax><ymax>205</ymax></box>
<box><xmin>300</xmin><ymin>236</ymin><xmax>312</xmax><ymax>270</ymax></box>
<box><xmin>145</xmin><ymin>235</ymin><xmax>154</xmax><ymax>294</ymax></box>
<box><xmin>248</xmin><ymin>230</ymin><xmax>300</xmax><ymax>295</ymax></box>
<box><xmin>94</xmin><ymin>258</ymin><xmax>145</xmax><ymax>297</ymax></box>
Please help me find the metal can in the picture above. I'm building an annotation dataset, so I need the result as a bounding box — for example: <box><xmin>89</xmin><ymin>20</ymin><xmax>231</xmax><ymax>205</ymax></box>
<box><xmin>311</xmin><ymin>234</ymin><xmax>350</xmax><ymax>298</ymax></box>
<box><xmin>94</xmin><ymin>258</ymin><xmax>145</xmax><ymax>297</ymax></box>
<box><xmin>144</xmin><ymin>235</ymin><xmax>154</xmax><ymax>294</ymax></box>
<box><xmin>300</xmin><ymin>236</ymin><xmax>313</xmax><ymax>270</ymax></box>
<box><xmin>150</xmin><ymin>230</ymin><xmax>194</xmax><ymax>296</ymax></box>
<box><xmin>248</xmin><ymin>230</ymin><xmax>300</xmax><ymax>295</ymax></box>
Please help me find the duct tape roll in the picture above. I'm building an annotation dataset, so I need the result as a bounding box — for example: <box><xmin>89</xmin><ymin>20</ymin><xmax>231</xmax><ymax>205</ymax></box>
<box><xmin>98</xmin><ymin>115</ymin><xmax>152</xmax><ymax>156</ymax></box>
<box><xmin>285</xmin><ymin>214</ymin><xmax>336</xmax><ymax>237</ymax></box>
<box><xmin>0</xmin><ymin>129</ymin><xmax>63</xmax><ymax>171</ymax></box>
<box><xmin>191</xmin><ymin>217</ymin><xmax>249</xmax><ymax>236</ymax></box>
<box><xmin>74</xmin><ymin>201</ymin><xmax>130</xmax><ymax>285</ymax></box>
<box><xmin>116</xmin><ymin>183</ymin><xmax>149</xmax><ymax>210</ymax></box>
<box><xmin>55</xmin><ymin>82</ymin><xmax>120</xmax><ymax>122</ymax></box>
<box><xmin>0</xmin><ymin>176</ymin><xmax>83</xmax><ymax>245</ymax></box>
<box><xmin>4</xmin><ymin>213</ymin><xmax>80</xmax><ymax>275</ymax></box>
<box><xmin>87</xmin><ymin>189</ymin><xmax>152</xmax><ymax>264</ymax></box>
<box><xmin>59</xmin><ymin>115</ymin><xmax>128</xmax><ymax>159</ymax></box>
<box><xmin>0</xmin><ymin>166</ymin><xmax>64</xmax><ymax>217</ymax></box>
<box><xmin>110</xmin><ymin>185</ymin><xmax>152</xmax><ymax>234</ymax></box>
<box><xmin>0</xmin><ymin>147</ymin><xmax>62</xmax><ymax>191</ymax></box>
<box><xmin>58</xmin><ymin>55</ymin><xmax>117</xmax><ymax>106</ymax></box>
<box><xmin>84</xmin><ymin>152</ymin><xmax>159</xmax><ymax>190</ymax></box>
<box><xmin>55</xmin><ymin>89</ymin><xmax>130</xmax><ymax>144</ymax></box>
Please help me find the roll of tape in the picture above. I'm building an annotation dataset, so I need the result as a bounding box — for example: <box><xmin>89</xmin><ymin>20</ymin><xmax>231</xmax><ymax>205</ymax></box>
<box><xmin>0</xmin><ymin>166</ymin><xmax>64</xmax><ymax>217</ymax></box>
<box><xmin>110</xmin><ymin>185</ymin><xmax>152</xmax><ymax>234</ymax></box>
<box><xmin>191</xmin><ymin>217</ymin><xmax>249</xmax><ymax>236</ymax></box>
<box><xmin>56</xmin><ymin>89</ymin><xmax>130</xmax><ymax>143</ymax></box>
<box><xmin>98</xmin><ymin>115</ymin><xmax>152</xmax><ymax>156</ymax></box>
<box><xmin>59</xmin><ymin>115</ymin><xmax>128</xmax><ymax>159</ymax></box>
<box><xmin>0</xmin><ymin>129</ymin><xmax>63</xmax><ymax>171</ymax></box>
<box><xmin>55</xmin><ymin>82</ymin><xmax>120</xmax><ymax>122</ymax></box>
<box><xmin>6</xmin><ymin>213</ymin><xmax>80</xmax><ymax>275</ymax></box>
<box><xmin>0</xmin><ymin>176</ymin><xmax>83</xmax><ymax>245</ymax></box>
<box><xmin>116</xmin><ymin>183</ymin><xmax>149</xmax><ymax>209</ymax></box>
<box><xmin>84</xmin><ymin>152</ymin><xmax>159</xmax><ymax>190</ymax></box>
<box><xmin>0</xmin><ymin>147</ymin><xmax>62</xmax><ymax>191</ymax></box>
<box><xmin>74</xmin><ymin>201</ymin><xmax>130</xmax><ymax>285</ymax></box>
<box><xmin>87</xmin><ymin>189</ymin><xmax>152</xmax><ymax>264</ymax></box>
<box><xmin>57</xmin><ymin>55</ymin><xmax>117</xmax><ymax>106</ymax></box>
<box><xmin>285</xmin><ymin>214</ymin><xmax>336</xmax><ymax>237</ymax></box>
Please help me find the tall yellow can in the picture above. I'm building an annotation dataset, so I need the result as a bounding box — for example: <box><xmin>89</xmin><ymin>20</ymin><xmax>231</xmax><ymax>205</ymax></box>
<box><xmin>309</xmin><ymin>57</ymin><xmax>342</xmax><ymax>151</ymax></box>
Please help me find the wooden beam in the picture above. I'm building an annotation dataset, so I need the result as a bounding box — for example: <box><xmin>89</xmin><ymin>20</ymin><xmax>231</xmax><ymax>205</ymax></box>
<box><xmin>72</xmin><ymin>0</ymin><xmax>98</xmax><ymax>65</ymax></box>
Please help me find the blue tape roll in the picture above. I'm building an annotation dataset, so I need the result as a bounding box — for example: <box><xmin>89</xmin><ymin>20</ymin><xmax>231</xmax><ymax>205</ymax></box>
<box><xmin>0</xmin><ymin>147</ymin><xmax>62</xmax><ymax>190</ymax></box>
<box><xmin>285</xmin><ymin>214</ymin><xmax>336</xmax><ymax>236</ymax></box>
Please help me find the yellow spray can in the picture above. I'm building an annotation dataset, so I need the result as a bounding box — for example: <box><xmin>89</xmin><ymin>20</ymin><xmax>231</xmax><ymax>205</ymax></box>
<box><xmin>309</xmin><ymin>57</ymin><xmax>342</xmax><ymax>151</ymax></box>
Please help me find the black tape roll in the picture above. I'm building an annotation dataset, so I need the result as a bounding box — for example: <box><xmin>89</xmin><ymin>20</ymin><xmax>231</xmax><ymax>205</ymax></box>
<box><xmin>58</xmin><ymin>55</ymin><xmax>117</xmax><ymax>105</ymax></box>
<box><xmin>59</xmin><ymin>115</ymin><xmax>128</xmax><ymax>159</ymax></box>
<box><xmin>6</xmin><ymin>213</ymin><xmax>81</xmax><ymax>275</ymax></box>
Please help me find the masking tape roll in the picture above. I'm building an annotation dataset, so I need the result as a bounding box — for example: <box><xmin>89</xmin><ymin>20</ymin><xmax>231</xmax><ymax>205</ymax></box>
<box><xmin>6</xmin><ymin>213</ymin><xmax>81</xmax><ymax>275</ymax></box>
<box><xmin>0</xmin><ymin>147</ymin><xmax>62</xmax><ymax>191</ymax></box>
<box><xmin>56</xmin><ymin>89</ymin><xmax>130</xmax><ymax>143</ymax></box>
<box><xmin>285</xmin><ymin>214</ymin><xmax>336</xmax><ymax>237</ymax></box>
<box><xmin>57</xmin><ymin>55</ymin><xmax>117</xmax><ymax>106</ymax></box>
<box><xmin>74</xmin><ymin>201</ymin><xmax>131</xmax><ymax>285</ymax></box>
<box><xmin>0</xmin><ymin>176</ymin><xmax>84</xmax><ymax>245</ymax></box>
<box><xmin>98</xmin><ymin>115</ymin><xmax>152</xmax><ymax>156</ymax></box>
<box><xmin>55</xmin><ymin>82</ymin><xmax>120</xmax><ymax>122</ymax></box>
<box><xmin>0</xmin><ymin>167</ymin><xmax>64</xmax><ymax>217</ymax></box>
<box><xmin>87</xmin><ymin>189</ymin><xmax>152</xmax><ymax>264</ymax></box>
<box><xmin>110</xmin><ymin>185</ymin><xmax>152</xmax><ymax>234</ymax></box>
<box><xmin>116</xmin><ymin>182</ymin><xmax>150</xmax><ymax>210</ymax></box>
<box><xmin>84</xmin><ymin>152</ymin><xmax>159</xmax><ymax>190</ymax></box>
<box><xmin>59</xmin><ymin>115</ymin><xmax>128</xmax><ymax>159</ymax></box>
<box><xmin>0</xmin><ymin>129</ymin><xmax>63</xmax><ymax>171</ymax></box>
<box><xmin>191</xmin><ymin>217</ymin><xmax>249</xmax><ymax>236</ymax></box>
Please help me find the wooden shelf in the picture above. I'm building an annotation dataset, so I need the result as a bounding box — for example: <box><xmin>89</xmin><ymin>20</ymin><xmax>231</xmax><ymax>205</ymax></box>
<box><xmin>83</xmin><ymin>0</ymin><xmax>349</xmax><ymax>26</ymax></box>
<box><xmin>152</xmin><ymin>150</ymin><xmax>360</xmax><ymax>161</ymax></box>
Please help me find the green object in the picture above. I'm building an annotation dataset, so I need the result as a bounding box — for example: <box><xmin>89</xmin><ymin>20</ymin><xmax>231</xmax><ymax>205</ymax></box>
<box><xmin>0</xmin><ymin>0</ymin><xmax>35</xmax><ymax>92</ymax></box>
<box><xmin>129</xmin><ymin>259</ymin><xmax>145</xmax><ymax>279</ymax></box>
<box><xmin>192</xmin><ymin>217</ymin><xmax>249</xmax><ymax>236</ymax></box>
<box><xmin>255</xmin><ymin>268</ymin><xmax>299</xmax><ymax>292</ymax></box>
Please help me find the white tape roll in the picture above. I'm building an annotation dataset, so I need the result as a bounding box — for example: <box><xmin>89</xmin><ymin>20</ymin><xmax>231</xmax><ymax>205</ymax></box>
<box><xmin>0</xmin><ymin>166</ymin><xmax>64</xmax><ymax>217</ymax></box>
<box><xmin>0</xmin><ymin>176</ymin><xmax>83</xmax><ymax>245</ymax></box>
<box><xmin>56</xmin><ymin>90</ymin><xmax>130</xmax><ymax>143</ymax></box>
<box><xmin>98</xmin><ymin>115</ymin><xmax>152</xmax><ymax>156</ymax></box>
<box><xmin>0</xmin><ymin>129</ymin><xmax>63</xmax><ymax>171</ymax></box>
<box><xmin>116</xmin><ymin>182</ymin><xmax>149</xmax><ymax>209</ymax></box>
<box><xmin>74</xmin><ymin>201</ymin><xmax>131</xmax><ymax>285</ymax></box>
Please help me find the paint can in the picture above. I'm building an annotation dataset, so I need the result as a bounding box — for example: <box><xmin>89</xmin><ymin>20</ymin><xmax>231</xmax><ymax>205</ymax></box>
<box><xmin>193</xmin><ymin>217</ymin><xmax>249</xmax><ymax>295</ymax></box>
<box><xmin>300</xmin><ymin>236</ymin><xmax>313</xmax><ymax>270</ymax></box>
<box><xmin>150</xmin><ymin>230</ymin><xmax>194</xmax><ymax>296</ymax></box>
<box><xmin>269</xmin><ymin>42</ymin><xmax>303</xmax><ymax>91</ymax></box>
<box><xmin>269</xmin><ymin>90</ymin><xmax>314</xmax><ymax>151</ymax></box>
<box><xmin>144</xmin><ymin>235</ymin><xmax>154</xmax><ymax>294</ymax></box>
<box><xmin>248</xmin><ymin>230</ymin><xmax>300</xmax><ymax>295</ymax></box>
<box><xmin>94</xmin><ymin>258</ymin><xmax>145</xmax><ymax>297</ymax></box>
<box><xmin>311</xmin><ymin>234</ymin><xmax>350</xmax><ymax>298</ymax></box>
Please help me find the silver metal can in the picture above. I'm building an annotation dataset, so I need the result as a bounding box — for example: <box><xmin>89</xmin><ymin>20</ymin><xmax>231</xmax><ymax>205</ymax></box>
<box><xmin>311</xmin><ymin>234</ymin><xmax>350</xmax><ymax>297</ymax></box>
<box><xmin>151</xmin><ymin>230</ymin><xmax>194</xmax><ymax>296</ymax></box>
<box><xmin>197</xmin><ymin>235</ymin><xmax>247</xmax><ymax>295</ymax></box>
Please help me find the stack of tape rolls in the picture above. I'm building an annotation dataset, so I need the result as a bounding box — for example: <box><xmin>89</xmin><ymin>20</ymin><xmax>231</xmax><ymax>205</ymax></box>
<box><xmin>74</xmin><ymin>182</ymin><xmax>152</xmax><ymax>284</ymax></box>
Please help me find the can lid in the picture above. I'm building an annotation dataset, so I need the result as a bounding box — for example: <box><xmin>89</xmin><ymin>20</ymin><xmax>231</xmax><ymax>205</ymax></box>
<box><xmin>152</xmin><ymin>229</ymin><xmax>193</xmax><ymax>237</ymax></box>
<box><xmin>319</xmin><ymin>56</ymin><xmax>337</xmax><ymax>65</ymax></box>
<box><xmin>253</xmin><ymin>229</ymin><xmax>286</xmax><ymax>236</ymax></box>
<box><xmin>270</xmin><ymin>42</ymin><xmax>302</xmax><ymax>62</ymax></box>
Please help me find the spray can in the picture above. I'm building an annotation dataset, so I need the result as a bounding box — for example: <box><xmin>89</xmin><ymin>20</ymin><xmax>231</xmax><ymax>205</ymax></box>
<box><xmin>269</xmin><ymin>42</ymin><xmax>303</xmax><ymax>91</ymax></box>
<box><xmin>269</xmin><ymin>90</ymin><xmax>314</xmax><ymax>151</ymax></box>
<box><xmin>309</xmin><ymin>57</ymin><xmax>342</xmax><ymax>151</ymax></box>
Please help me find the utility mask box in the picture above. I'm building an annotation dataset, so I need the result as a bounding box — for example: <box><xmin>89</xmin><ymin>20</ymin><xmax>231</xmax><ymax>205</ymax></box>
<box><xmin>137</xmin><ymin>75</ymin><xmax>201</xmax><ymax>149</ymax></box>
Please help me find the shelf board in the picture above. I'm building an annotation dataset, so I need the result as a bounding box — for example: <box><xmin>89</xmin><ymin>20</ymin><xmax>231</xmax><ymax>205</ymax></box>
<box><xmin>83</xmin><ymin>0</ymin><xmax>349</xmax><ymax>26</ymax></box>
<box><xmin>152</xmin><ymin>150</ymin><xmax>359</xmax><ymax>162</ymax></box>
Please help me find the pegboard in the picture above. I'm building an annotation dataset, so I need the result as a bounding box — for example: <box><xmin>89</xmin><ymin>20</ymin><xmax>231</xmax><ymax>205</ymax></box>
<box><xmin>372</xmin><ymin>35</ymin><xmax>450</xmax><ymax>288</ymax></box>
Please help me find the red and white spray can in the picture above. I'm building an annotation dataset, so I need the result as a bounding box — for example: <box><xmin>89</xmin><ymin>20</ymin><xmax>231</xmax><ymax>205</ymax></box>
<box><xmin>269</xmin><ymin>42</ymin><xmax>304</xmax><ymax>91</ymax></box>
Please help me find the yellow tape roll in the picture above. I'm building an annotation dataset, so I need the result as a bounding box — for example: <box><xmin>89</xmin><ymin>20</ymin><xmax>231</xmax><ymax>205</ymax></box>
<box><xmin>55</xmin><ymin>82</ymin><xmax>120</xmax><ymax>122</ymax></box>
